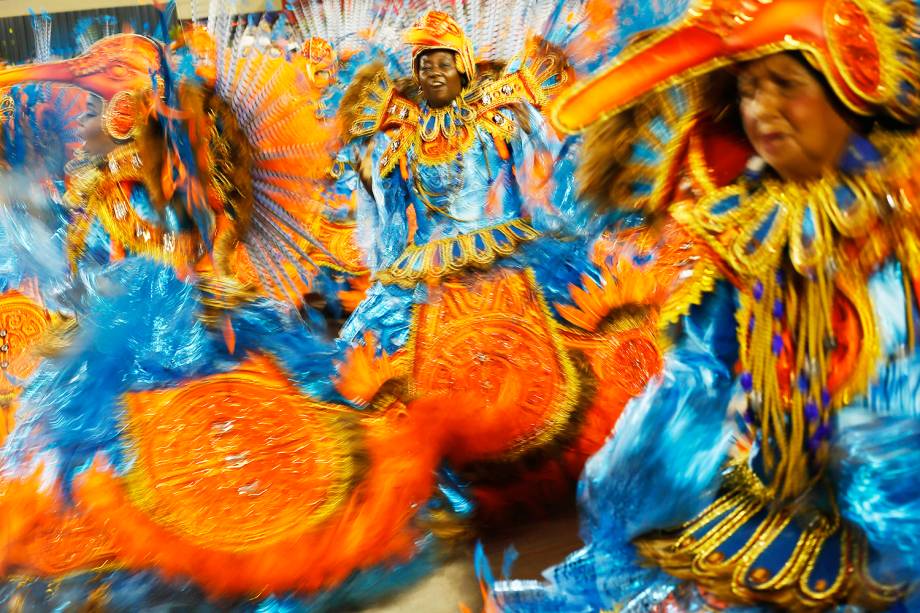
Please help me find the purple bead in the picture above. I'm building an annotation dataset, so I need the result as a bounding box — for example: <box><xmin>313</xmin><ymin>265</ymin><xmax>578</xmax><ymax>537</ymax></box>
<box><xmin>815</xmin><ymin>423</ymin><xmax>830</xmax><ymax>440</ymax></box>
<box><xmin>804</xmin><ymin>401</ymin><xmax>819</xmax><ymax>422</ymax></box>
<box><xmin>741</xmin><ymin>371</ymin><xmax>753</xmax><ymax>392</ymax></box>
<box><xmin>771</xmin><ymin>333</ymin><xmax>784</xmax><ymax>356</ymax></box>
<box><xmin>744</xmin><ymin>408</ymin><xmax>756</xmax><ymax>424</ymax></box>
<box><xmin>753</xmin><ymin>280</ymin><xmax>764</xmax><ymax>301</ymax></box>
<box><xmin>775</xmin><ymin>269</ymin><xmax>785</xmax><ymax>285</ymax></box>
<box><xmin>798</xmin><ymin>373</ymin><xmax>810</xmax><ymax>392</ymax></box>
<box><xmin>772</xmin><ymin>299</ymin><xmax>784</xmax><ymax>318</ymax></box>
<box><xmin>821</xmin><ymin>389</ymin><xmax>831</xmax><ymax>406</ymax></box>
<box><xmin>807</xmin><ymin>424</ymin><xmax>830</xmax><ymax>452</ymax></box>
<box><xmin>748</xmin><ymin>316</ymin><xmax>756</xmax><ymax>332</ymax></box>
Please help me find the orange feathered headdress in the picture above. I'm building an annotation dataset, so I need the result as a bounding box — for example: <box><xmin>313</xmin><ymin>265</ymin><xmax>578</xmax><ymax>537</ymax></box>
<box><xmin>551</xmin><ymin>0</ymin><xmax>920</xmax><ymax>133</ymax></box>
<box><xmin>405</xmin><ymin>11</ymin><xmax>477</xmax><ymax>81</ymax></box>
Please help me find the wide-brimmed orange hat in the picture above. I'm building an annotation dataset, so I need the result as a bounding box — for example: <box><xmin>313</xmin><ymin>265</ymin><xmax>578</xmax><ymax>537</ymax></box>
<box><xmin>551</xmin><ymin>0</ymin><xmax>920</xmax><ymax>133</ymax></box>
<box><xmin>0</xmin><ymin>34</ymin><xmax>164</xmax><ymax>141</ymax></box>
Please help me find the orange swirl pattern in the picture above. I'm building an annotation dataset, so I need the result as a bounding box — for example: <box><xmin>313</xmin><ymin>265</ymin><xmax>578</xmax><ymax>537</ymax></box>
<box><xmin>4</xmin><ymin>508</ymin><xmax>118</xmax><ymax>576</ymax></box>
<box><xmin>411</xmin><ymin>268</ymin><xmax>579</xmax><ymax>464</ymax></box>
<box><xmin>0</xmin><ymin>291</ymin><xmax>49</xmax><ymax>388</ymax></box>
<box><xmin>122</xmin><ymin>355</ymin><xmax>359</xmax><ymax>553</ymax></box>
<box><xmin>69</xmin><ymin>355</ymin><xmax>442</xmax><ymax>597</ymax></box>
<box><xmin>0</xmin><ymin>291</ymin><xmax>50</xmax><ymax>444</ymax></box>
<box><xmin>561</xmin><ymin>324</ymin><xmax>662</xmax><ymax>472</ymax></box>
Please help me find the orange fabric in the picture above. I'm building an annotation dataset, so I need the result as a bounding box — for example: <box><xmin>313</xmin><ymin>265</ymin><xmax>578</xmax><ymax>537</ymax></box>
<box><xmin>338</xmin><ymin>274</ymin><xmax>371</xmax><ymax>312</ymax></box>
<box><xmin>825</xmin><ymin>292</ymin><xmax>862</xmax><ymax>394</ymax></box>
<box><xmin>412</xmin><ymin>270</ymin><xmax>578</xmax><ymax>465</ymax></box>
<box><xmin>335</xmin><ymin>332</ymin><xmax>402</xmax><ymax>405</ymax></box>
<box><xmin>66</xmin><ymin>356</ymin><xmax>447</xmax><ymax>597</ymax></box>
<box><xmin>406</xmin><ymin>202</ymin><xmax>419</xmax><ymax>245</ymax></box>
<box><xmin>0</xmin><ymin>291</ymin><xmax>51</xmax><ymax>413</ymax></box>
<box><xmin>0</xmin><ymin>404</ymin><xmax>13</xmax><ymax>447</ymax></box>
<box><xmin>221</xmin><ymin>315</ymin><xmax>236</xmax><ymax>355</ymax></box>
<box><xmin>492</xmin><ymin>135</ymin><xmax>510</xmax><ymax>161</ymax></box>
<box><xmin>109</xmin><ymin>238</ymin><xmax>126</xmax><ymax>262</ymax></box>
<box><xmin>0</xmin><ymin>471</ymin><xmax>59</xmax><ymax>574</ymax></box>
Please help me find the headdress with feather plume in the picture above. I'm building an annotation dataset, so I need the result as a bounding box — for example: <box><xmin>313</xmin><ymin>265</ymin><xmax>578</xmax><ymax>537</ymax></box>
<box><xmin>0</xmin><ymin>10</ymin><xmax>339</xmax><ymax>308</ymax></box>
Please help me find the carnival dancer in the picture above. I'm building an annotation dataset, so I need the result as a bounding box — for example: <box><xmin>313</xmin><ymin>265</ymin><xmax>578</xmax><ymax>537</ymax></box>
<box><xmin>0</xmin><ymin>24</ymin><xmax>447</xmax><ymax>610</ymax></box>
<box><xmin>488</xmin><ymin>0</ymin><xmax>920</xmax><ymax>610</ymax></box>
<box><xmin>331</xmin><ymin>9</ymin><xmax>665</xmax><ymax>517</ymax></box>
<box><xmin>0</xmin><ymin>5</ymin><xmax>679</xmax><ymax>609</ymax></box>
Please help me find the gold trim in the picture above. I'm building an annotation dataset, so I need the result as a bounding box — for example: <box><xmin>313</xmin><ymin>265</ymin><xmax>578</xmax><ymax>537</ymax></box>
<box><xmin>634</xmin><ymin>463</ymin><xmax>903</xmax><ymax>609</ymax></box>
<box><xmin>377</xmin><ymin>219</ymin><xmax>540</xmax><ymax>287</ymax></box>
<box><xmin>64</xmin><ymin>144</ymin><xmax>201</xmax><ymax>271</ymax></box>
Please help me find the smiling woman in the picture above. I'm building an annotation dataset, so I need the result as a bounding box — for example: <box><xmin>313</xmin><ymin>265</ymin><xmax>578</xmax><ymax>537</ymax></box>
<box><xmin>415</xmin><ymin>50</ymin><xmax>464</xmax><ymax>108</ymax></box>
<box><xmin>76</xmin><ymin>95</ymin><xmax>118</xmax><ymax>160</ymax></box>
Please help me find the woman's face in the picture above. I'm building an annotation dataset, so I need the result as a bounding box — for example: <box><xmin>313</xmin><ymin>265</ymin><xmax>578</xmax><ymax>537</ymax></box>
<box><xmin>737</xmin><ymin>53</ymin><xmax>853</xmax><ymax>183</ymax></box>
<box><xmin>417</xmin><ymin>50</ymin><xmax>463</xmax><ymax>108</ymax></box>
<box><xmin>78</xmin><ymin>95</ymin><xmax>117</xmax><ymax>159</ymax></box>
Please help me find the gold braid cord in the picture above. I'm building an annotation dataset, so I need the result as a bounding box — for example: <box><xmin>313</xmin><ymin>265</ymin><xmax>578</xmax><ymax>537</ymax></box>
<box><xmin>635</xmin><ymin>461</ymin><xmax>902</xmax><ymax>611</ymax></box>
<box><xmin>635</xmin><ymin>128</ymin><xmax>920</xmax><ymax>610</ymax></box>
<box><xmin>63</xmin><ymin>144</ymin><xmax>200</xmax><ymax>271</ymax></box>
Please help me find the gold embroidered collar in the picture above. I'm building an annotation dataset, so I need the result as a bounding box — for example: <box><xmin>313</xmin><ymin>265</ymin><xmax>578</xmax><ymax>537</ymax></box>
<box><xmin>673</xmin><ymin>130</ymin><xmax>920</xmax><ymax>280</ymax></box>
<box><xmin>64</xmin><ymin>143</ymin><xmax>200</xmax><ymax>271</ymax></box>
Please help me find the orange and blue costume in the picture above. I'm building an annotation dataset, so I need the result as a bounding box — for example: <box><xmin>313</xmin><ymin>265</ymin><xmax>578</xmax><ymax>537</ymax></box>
<box><xmin>491</xmin><ymin>0</ymin><xmax>920</xmax><ymax>610</ymax></box>
<box><xmin>0</xmin><ymin>7</ymin><xmax>677</xmax><ymax>610</ymax></box>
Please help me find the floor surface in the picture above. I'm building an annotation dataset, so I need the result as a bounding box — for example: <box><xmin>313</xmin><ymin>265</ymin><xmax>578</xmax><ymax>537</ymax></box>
<box><xmin>365</xmin><ymin>512</ymin><xmax>583</xmax><ymax>612</ymax></box>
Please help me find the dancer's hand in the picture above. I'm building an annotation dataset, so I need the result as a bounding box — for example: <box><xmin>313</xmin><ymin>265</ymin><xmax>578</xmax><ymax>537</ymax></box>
<box><xmin>357</xmin><ymin>142</ymin><xmax>374</xmax><ymax>193</ymax></box>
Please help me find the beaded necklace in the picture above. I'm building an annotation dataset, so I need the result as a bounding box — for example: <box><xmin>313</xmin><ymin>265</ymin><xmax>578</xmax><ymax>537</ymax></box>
<box><xmin>674</xmin><ymin>130</ymin><xmax>920</xmax><ymax>500</ymax></box>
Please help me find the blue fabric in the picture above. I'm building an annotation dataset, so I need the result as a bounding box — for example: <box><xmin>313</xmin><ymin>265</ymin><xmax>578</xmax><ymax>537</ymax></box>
<box><xmin>5</xmin><ymin>256</ymin><xmax>343</xmax><ymax>489</ymax></box>
<box><xmin>0</xmin><ymin>570</ymin><xmax>218</xmax><ymax>612</ymax></box>
<box><xmin>833</xmin><ymin>408</ymin><xmax>920</xmax><ymax>586</ymax></box>
<box><xmin>0</xmin><ymin>178</ymin><xmax>111</xmax><ymax>310</ymax></box>
<box><xmin>337</xmin><ymin>280</ymin><xmax>419</xmax><ymax>355</ymax></box>
<box><xmin>6</xmin><ymin>258</ymin><xmax>222</xmax><ymax>487</ymax></box>
<box><xmin>517</xmin><ymin>236</ymin><xmax>598</xmax><ymax>317</ymax></box>
<box><xmin>492</xmin><ymin>285</ymin><xmax>739</xmax><ymax>611</ymax></box>
<box><xmin>1</xmin><ymin>84</ymin><xmax>80</xmax><ymax>178</ymax></box>
<box><xmin>831</xmin><ymin>261</ymin><xmax>920</xmax><ymax>587</ymax></box>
